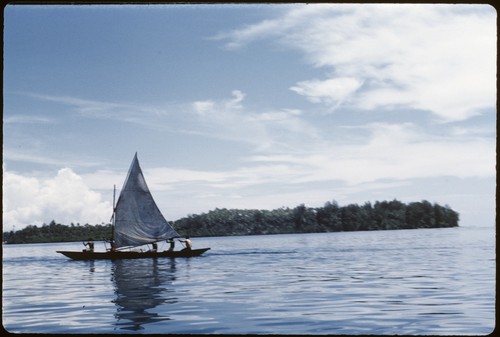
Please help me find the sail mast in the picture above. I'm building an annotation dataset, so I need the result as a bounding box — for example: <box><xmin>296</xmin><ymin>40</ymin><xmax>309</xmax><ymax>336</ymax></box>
<box><xmin>112</xmin><ymin>184</ymin><xmax>116</xmax><ymax>241</ymax></box>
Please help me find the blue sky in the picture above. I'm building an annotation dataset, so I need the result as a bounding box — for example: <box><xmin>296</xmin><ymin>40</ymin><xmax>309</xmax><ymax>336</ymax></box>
<box><xmin>3</xmin><ymin>4</ymin><xmax>496</xmax><ymax>231</ymax></box>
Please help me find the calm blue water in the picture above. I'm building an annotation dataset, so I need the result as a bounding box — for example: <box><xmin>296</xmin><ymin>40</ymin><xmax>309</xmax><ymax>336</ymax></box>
<box><xmin>2</xmin><ymin>227</ymin><xmax>495</xmax><ymax>334</ymax></box>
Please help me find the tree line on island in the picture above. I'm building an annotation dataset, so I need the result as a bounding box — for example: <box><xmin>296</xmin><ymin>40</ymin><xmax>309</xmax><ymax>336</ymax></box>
<box><xmin>3</xmin><ymin>199</ymin><xmax>459</xmax><ymax>244</ymax></box>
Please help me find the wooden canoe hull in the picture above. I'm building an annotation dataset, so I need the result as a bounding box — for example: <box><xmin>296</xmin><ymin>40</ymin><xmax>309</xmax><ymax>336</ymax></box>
<box><xmin>57</xmin><ymin>248</ymin><xmax>210</xmax><ymax>260</ymax></box>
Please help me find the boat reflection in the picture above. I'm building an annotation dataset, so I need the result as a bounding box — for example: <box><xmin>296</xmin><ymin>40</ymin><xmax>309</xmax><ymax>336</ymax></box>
<box><xmin>111</xmin><ymin>258</ymin><xmax>177</xmax><ymax>331</ymax></box>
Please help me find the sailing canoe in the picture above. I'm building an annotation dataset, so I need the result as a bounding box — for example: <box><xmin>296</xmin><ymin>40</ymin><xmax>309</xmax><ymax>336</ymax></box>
<box><xmin>57</xmin><ymin>248</ymin><xmax>210</xmax><ymax>260</ymax></box>
<box><xmin>57</xmin><ymin>153</ymin><xmax>210</xmax><ymax>260</ymax></box>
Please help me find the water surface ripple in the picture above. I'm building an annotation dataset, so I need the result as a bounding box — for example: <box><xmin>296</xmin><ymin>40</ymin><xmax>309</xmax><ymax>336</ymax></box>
<box><xmin>2</xmin><ymin>227</ymin><xmax>495</xmax><ymax>334</ymax></box>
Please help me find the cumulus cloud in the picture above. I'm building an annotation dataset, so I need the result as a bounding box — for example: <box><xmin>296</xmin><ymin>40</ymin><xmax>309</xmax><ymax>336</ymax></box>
<box><xmin>217</xmin><ymin>4</ymin><xmax>496</xmax><ymax>121</ymax></box>
<box><xmin>3</xmin><ymin>168</ymin><xmax>111</xmax><ymax>230</ymax></box>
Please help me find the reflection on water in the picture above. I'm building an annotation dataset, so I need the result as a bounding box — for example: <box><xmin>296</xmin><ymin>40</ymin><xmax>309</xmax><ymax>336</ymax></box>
<box><xmin>111</xmin><ymin>258</ymin><xmax>177</xmax><ymax>331</ymax></box>
<box><xmin>84</xmin><ymin>260</ymin><xmax>95</xmax><ymax>273</ymax></box>
<box><xmin>2</xmin><ymin>227</ymin><xmax>495</xmax><ymax>334</ymax></box>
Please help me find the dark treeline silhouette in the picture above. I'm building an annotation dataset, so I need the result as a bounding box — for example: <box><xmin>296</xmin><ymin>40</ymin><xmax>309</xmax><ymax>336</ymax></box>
<box><xmin>3</xmin><ymin>220</ymin><xmax>113</xmax><ymax>244</ymax></box>
<box><xmin>174</xmin><ymin>199</ymin><xmax>459</xmax><ymax>237</ymax></box>
<box><xmin>3</xmin><ymin>199</ymin><xmax>458</xmax><ymax>244</ymax></box>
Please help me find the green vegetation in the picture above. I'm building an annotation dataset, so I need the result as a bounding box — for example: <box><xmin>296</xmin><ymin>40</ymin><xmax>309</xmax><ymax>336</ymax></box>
<box><xmin>3</xmin><ymin>220</ymin><xmax>113</xmax><ymax>244</ymax></box>
<box><xmin>3</xmin><ymin>199</ymin><xmax>459</xmax><ymax>244</ymax></box>
<box><xmin>174</xmin><ymin>199</ymin><xmax>459</xmax><ymax>237</ymax></box>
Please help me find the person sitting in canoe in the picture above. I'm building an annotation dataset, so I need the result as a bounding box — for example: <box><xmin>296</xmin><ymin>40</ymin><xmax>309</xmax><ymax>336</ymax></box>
<box><xmin>106</xmin><ymin>238</ymin><xmax>116</xmax><ymax>252</ymax></box>
<box><xmin>83</xmin><ymin>238</ymin><xmax>94</xmax><ymax>252</ymax></box>
<box><xmin>178</xmin><ymin>236</ymin><xmax>192</xmax><ymax>251</ymax></box>
<box><xmin>166</xmin><ymin>238</ymin><xmax>175</xmax><ymax>252</ymax></box>
<box><xmin>149</xmin><ymin>242</ymin><xmax>158</xmax><ymax>252</ymax></box>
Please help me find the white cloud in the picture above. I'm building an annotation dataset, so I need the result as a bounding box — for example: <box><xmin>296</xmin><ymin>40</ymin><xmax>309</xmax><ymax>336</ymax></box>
<box><xmin>248</xmin><ymin>122</ymin><xmax>495</xmax><ymax>185</ymax></box>
<box><xmin>26</xmin><ymin>93</ymin><xmax>171</xmax><ymax>128</ymax></box>
<box><xmin>108</xmin><ymin>121</ymin><xmax>494</xmax><ymax>217</ymax></box>
<box><xmin>189</xmin><ymin>90</ymin><xmax>321</xmax><ymax>151</ymax></box>
<box><xmin>192</xmin><ymin>100</ymin><xmax>216</xmax><ymax>116</ymax></box>
<box><xmin>290</xmin><ymin>77</ymin><xmax>364</xmax><ymax>110</ymax></box>
<box><xmin>226</xmin><ymin>90</ymin><xmax>246</xmax><ymax>109</ymax></box>
<box><xmin>4</xmin><ymin>5</ymin><xmax>495</xmax><ymax>229</ymax></box>
<box><xmin>2</xmin><ymin>151</ymin><xmax>103</xmax><ymax>169</ymax></box>
<box><xmin>192</xmin><ymin>90</ymin><xmax>245</xmax><ymax>116</ymax></box>
<box><xmin>2</xmin><ymin>168</ymin><xmax>111</xmax><ymax>230</ymax></box>
<box><xmin>4</xmin><ymin>115</ymin><xmax>493</xmax><ymax>228</ymax></box>
<box><xmin>218</xmin><ymin>4</ymin><xmax>496</xmax><ymax>121</ymax></box>
<box><xmin>4</xmin><ymin>115</ymin><xmax>55</xmax><ymax>124</ymax></box>
<box><xmin>145</xmin><ymin>164</ymin><xmax>299</xmax><ymax>191</ymax></box>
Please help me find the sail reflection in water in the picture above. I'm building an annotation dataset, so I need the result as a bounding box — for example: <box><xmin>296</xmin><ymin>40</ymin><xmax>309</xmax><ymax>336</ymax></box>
<box><xmin>111</xmin><ymin>258</ymin><xmax>177</xmax><ymax>331</ymax></box>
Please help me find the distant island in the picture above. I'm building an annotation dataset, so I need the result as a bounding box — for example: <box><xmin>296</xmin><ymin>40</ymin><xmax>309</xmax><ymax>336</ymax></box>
<box><xmin>3</xmin><ymin>199</ymin><xmax>458</xmax><ymax>244</ymax></box>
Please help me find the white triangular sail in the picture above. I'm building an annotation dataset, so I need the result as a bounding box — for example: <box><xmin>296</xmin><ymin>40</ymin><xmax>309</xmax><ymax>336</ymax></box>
<box><xmin>113</xmin><ymin>153</ymin><xmax>179</xmax><ymax>248</ymax></box>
